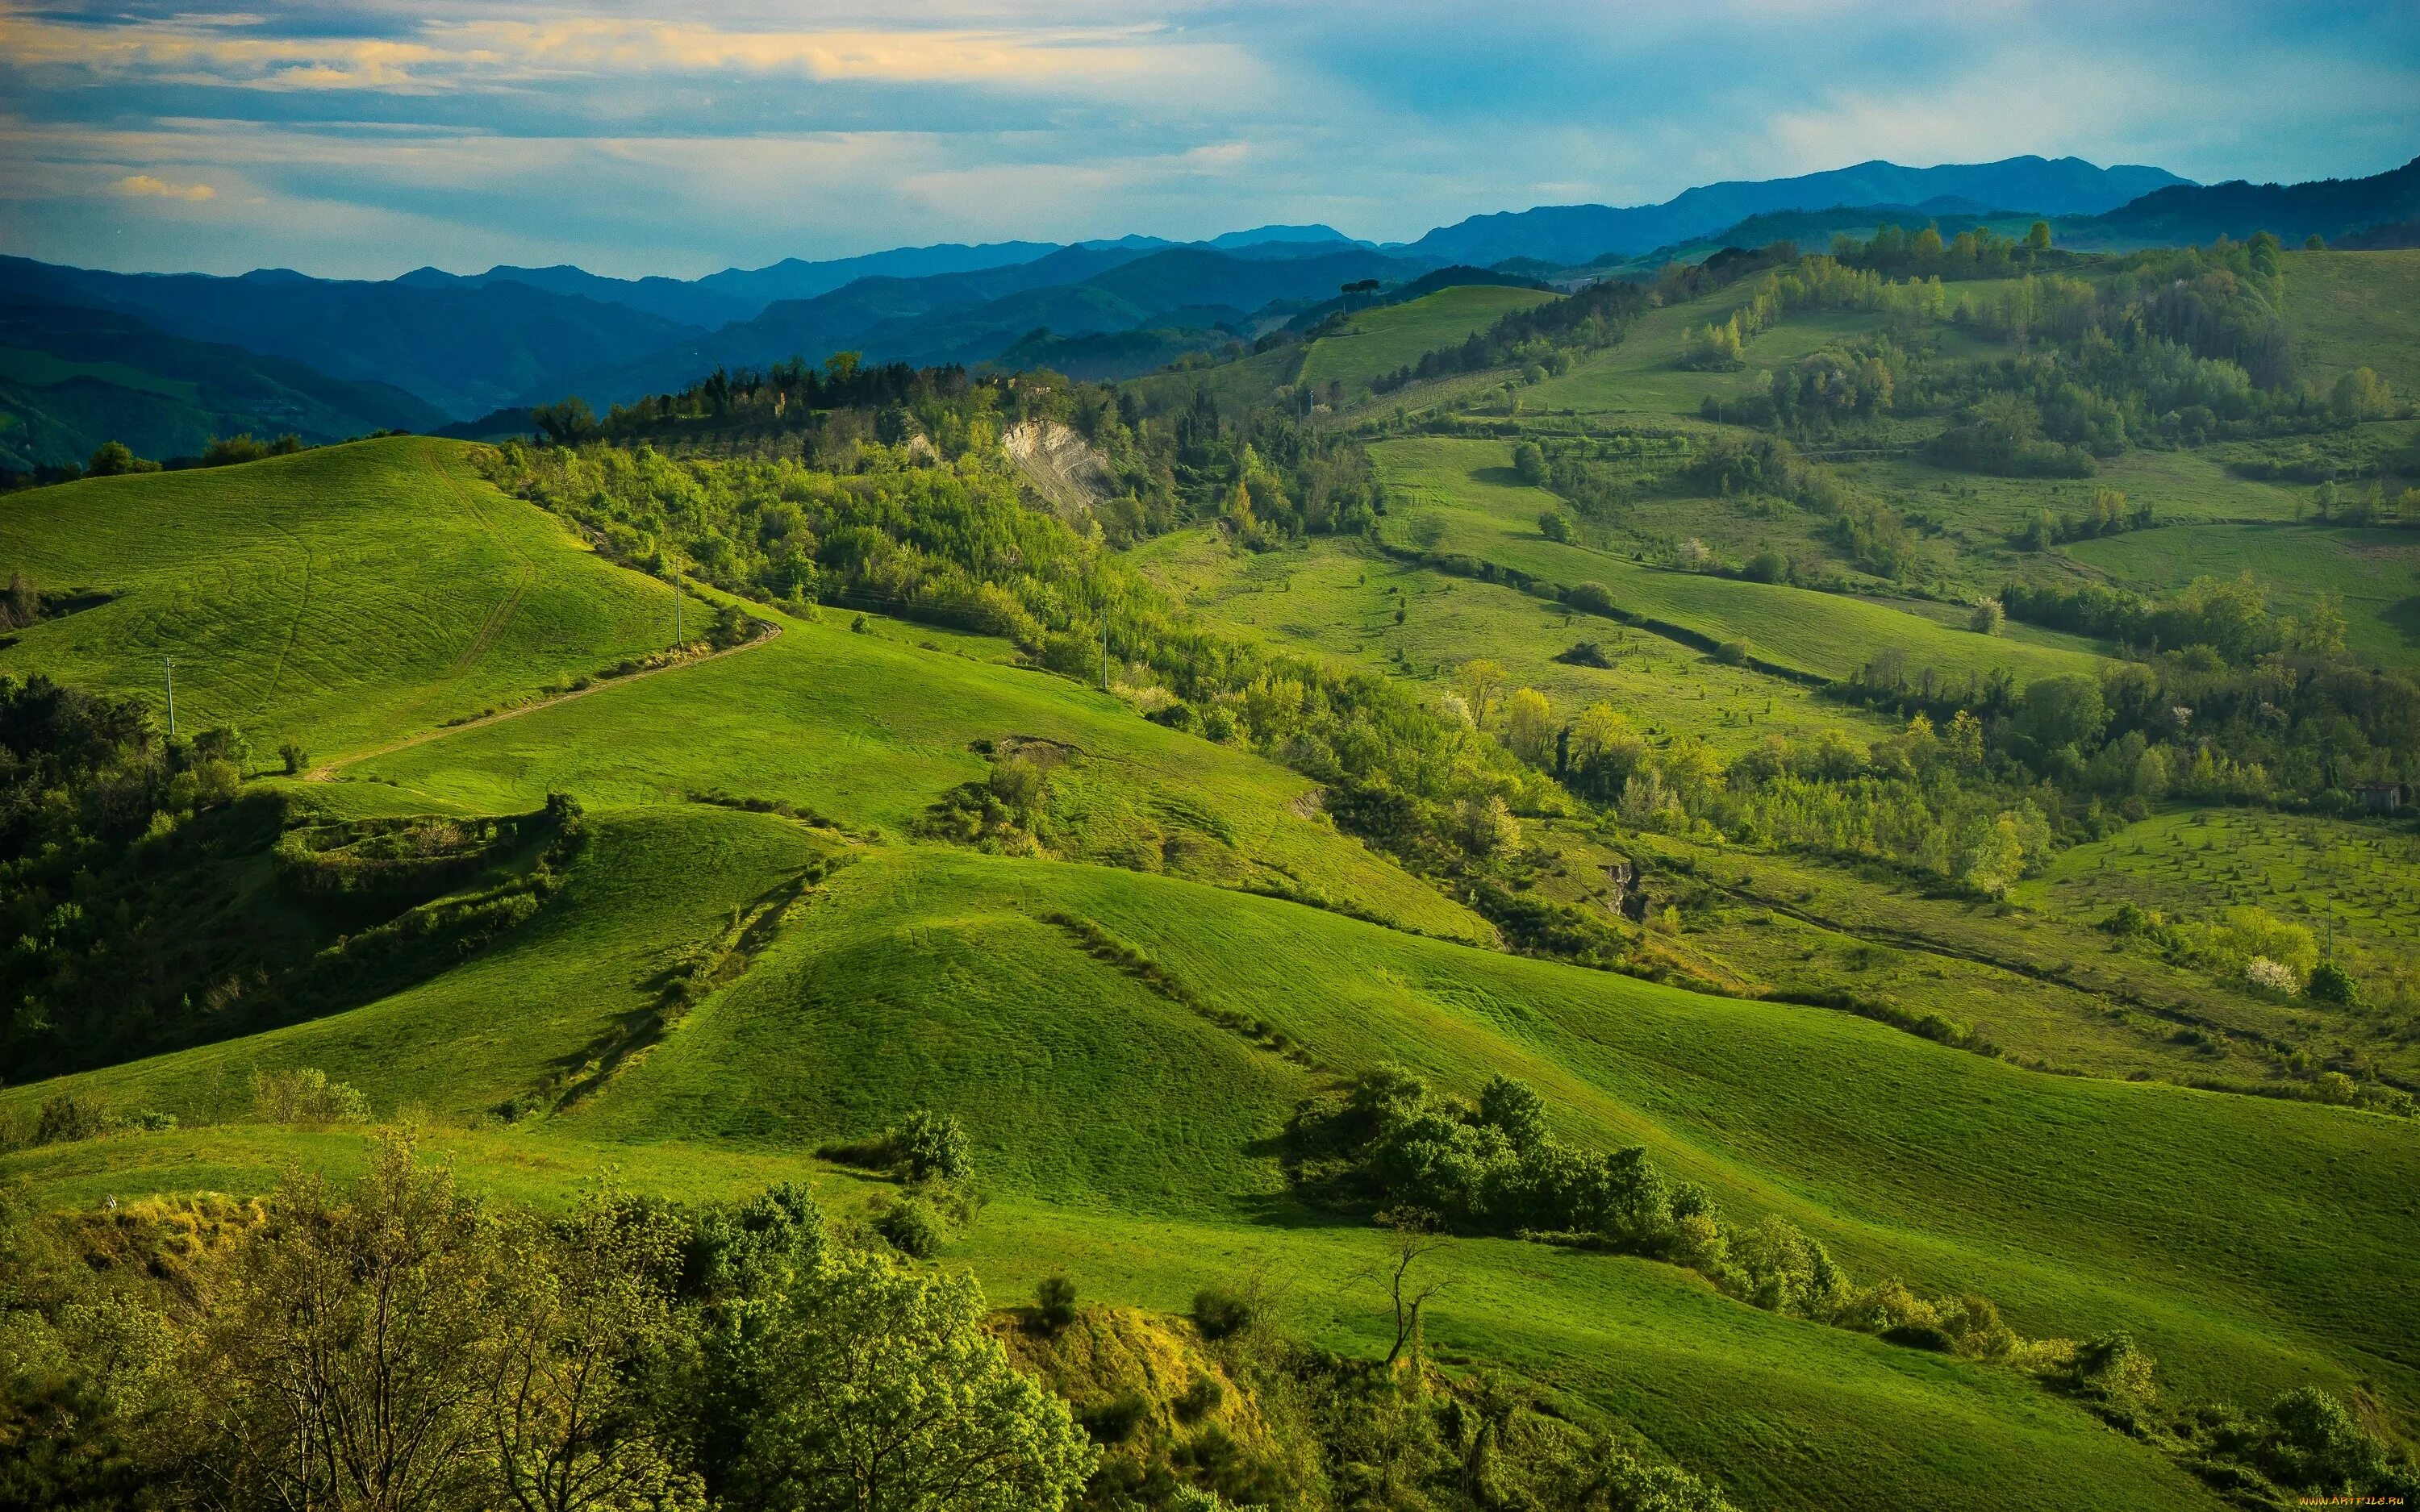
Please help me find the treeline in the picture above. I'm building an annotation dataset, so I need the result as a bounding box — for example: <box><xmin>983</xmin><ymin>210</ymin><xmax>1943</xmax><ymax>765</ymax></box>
<box><xmin>1831</xmin><ymin>219</ymin><xmax>2062</xmax><ymax>281</ymax></box>
<box><xmin>4</xmin><ymin>434</ymin><xmax>314</xmax><ymax>492</ymax></box>
<box><xmin>1370</xmin><ymin>278</ymin><xmax>1650</xmax><ymax>394</ymax></box>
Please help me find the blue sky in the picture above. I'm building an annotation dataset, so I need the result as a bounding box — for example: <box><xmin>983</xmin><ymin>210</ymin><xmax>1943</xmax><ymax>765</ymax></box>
<box><xmin>2</xmin><ymin>1</ymin><xmax>2414</xmax><ymax>280</ymax></box>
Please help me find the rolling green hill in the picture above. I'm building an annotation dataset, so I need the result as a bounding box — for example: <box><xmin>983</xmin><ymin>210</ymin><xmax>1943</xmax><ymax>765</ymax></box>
<box><xmin>1300</xmin><ymin>285</ymin><xmax>1561</xmax><ymax>394</ymax></box>
<box><xmin>7</xmin><ymin>236</ymin><xmax>2420</xmax><ymax>1512</ymax></box>
<box><xmin>1370</xmin><ymin>435</ymin><xmax>2101</xmax><ymax>685</ymax></box>
<box><xmin>0</xmin><ymin>436</ymin><xmax>676</xmax><ymax>756</ymax></box>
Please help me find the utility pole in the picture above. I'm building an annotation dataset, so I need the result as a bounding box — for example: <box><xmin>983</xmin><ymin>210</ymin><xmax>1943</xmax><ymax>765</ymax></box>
<box><xmin>163</xmin><ymin>657</ymin><xmax>175</xmax><ymax>738</ymax></box>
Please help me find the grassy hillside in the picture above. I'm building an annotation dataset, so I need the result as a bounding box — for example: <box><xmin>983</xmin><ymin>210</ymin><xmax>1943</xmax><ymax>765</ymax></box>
<box><xmin>7</xmin><ymin>835</ymin><xmax>2414</xmax><ymax>1508</ymax></box>
<box><xmin>2066</xmin><ymin>522</ymin><xmax>2420</xmax><ymax>667</ymax></box>
<box><xmin>1371</xmin><ymin>435</ymin><xmax>2101</xmax><ymax>685</ymax></box>
<box><xmin>2282</xmin><ymin>249</ymin><xmax>2420</xmax><ymax>395</ymax></box>
<box><xmin>1301</xmin><ymin>285</ymin><xmax>1560</xmax><ymax>394</ymax></box>
<box><xmin>0</xmin><ymin>437</ymin><xmax>676</xmax><ymax>757</ymax></box>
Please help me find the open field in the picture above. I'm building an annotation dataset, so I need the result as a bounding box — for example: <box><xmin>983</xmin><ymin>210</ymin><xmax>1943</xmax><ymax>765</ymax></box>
<box><xmin>1132</xmin><ymin>527</ymin><xmax>1900</xmax><ymax>753</ymax></box>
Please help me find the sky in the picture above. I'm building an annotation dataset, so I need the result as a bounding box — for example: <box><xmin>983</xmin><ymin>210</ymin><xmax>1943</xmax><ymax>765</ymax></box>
<box><xmin>2</xmin><ymin>1</ymin><xmax>2415</xmax><ymax>281</ymax></box>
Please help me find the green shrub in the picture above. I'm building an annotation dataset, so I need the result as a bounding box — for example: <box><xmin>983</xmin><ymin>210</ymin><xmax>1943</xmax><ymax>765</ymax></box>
<box><xmin>1035</xmin><ymin>1273</ymin><xmax>1078</xmax><ymax>1334</ymax></box>
<box><xmin>896</xmin><ymin>1108</ymin><xmax>971</xmax><ymax>1183</ymax></box>
<box><xmin>1563</xmin><ymin>581</ymin><xmax>1617</xmax><ymax>616</ymax></box>
<box><xmin>1192</xmin><ymin>1285</ymin><xmax>1254</xmax><ymax>1340</ymax></box>
<box><xmin>34</xmin><ymin>1091</ymin><xmax>109</xmax><ymax>1146</ymax></box>
<box><xmin>278</xmin><ymin>738</ymin><xmax>310</xmax><ymax>776</ymax></box>
<box><xmin>1714</xmin><ymin>639</ymin><xmax>1751</xmax><ymax>666</ymax></box>
<box><xmin>1174</xmin><ymin>1374</ymin><xmax>1225</xmax><ymax>1422</ymax></box>
<box><xmin>874</xmin><ymin>1197</ymin><xmax>945</xmax><ymax>1258</ymax></box>
<box><xmin>2307</xmin><ymin>960</ymin><xmax>2360</xmax><ymax>1006</ymax></box>
<box><xmin>249</xmin><ymin>1066</ymin><xmax>370</xmax><ymax>1126</ymax></box>
<box><xmin>1077</xmin><ymin>1389</ymin><xmax>1149</xmax><ymax>1445</ymax></box>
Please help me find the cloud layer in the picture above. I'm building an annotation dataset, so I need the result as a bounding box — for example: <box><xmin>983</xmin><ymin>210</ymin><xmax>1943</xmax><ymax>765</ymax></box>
<box><xmin>2</xmin><ymin>1</ymin><xmax>2413</xmax><ymax>278</ymax></box>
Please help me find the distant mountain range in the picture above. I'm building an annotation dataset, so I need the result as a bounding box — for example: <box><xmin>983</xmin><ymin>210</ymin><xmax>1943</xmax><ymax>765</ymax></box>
<box><xmin>1399</xmin><ymin>156</ymin><xmax>2191</xmax><ymax>266</ymax></box>
<box><xmin>0</xmin><ymin>294</ymin><xmax>442</xmax><ymax>472</ymax></box>
<box><xmin>9</xmin><ymin>152</ymin><xmax>2420</xmax><ymax>463</ymax></box>
<box><xmin>2059</xmin><ymin>156</ymin><xmax>2420</xmax><ymax>248</ymax></box>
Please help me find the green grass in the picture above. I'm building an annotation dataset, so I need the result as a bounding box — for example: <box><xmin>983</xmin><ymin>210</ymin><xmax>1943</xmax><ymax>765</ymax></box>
<box><xmin>1371</xmin><ymin>435</ymin><xmax>2103</xmax><ymax>686</ymax></box>
<box><xmin>2021</xmin><ymin>807</ymin><xmax>2420</xmax><ymax>1052</ymax></box>
<box><xmin>1300</xmin><ymin>285</ymin><xmax>1560</xmax><ymax>394</ymax></box>
<box><xmin>9</xmin><ymin>840</ymin><xmax>2415</xmax><ymax>1509</ymax></box>
<box><xmin>344</xmin><ymin>594</ymin><xmax>1488</xmax><ymax>944</ymax></box>
<box><xmin>2284</xmin><ymin>250</ymin><xmax>2420</xmax><ymax>397</ymax></box>
<box><xmin>0</xmin><ymin>437</ymin><xmax>678</xmax><ymax>758</ymax></box>
<box><xmin>2064</xmin><ymin>522</ymin><xmax>2420</xmax><ymax>667</ymax></box>
<box><xmin>1130</xmin><ymin>527</ymin><xmax>1899</xmax><ymax>754</ymax></box>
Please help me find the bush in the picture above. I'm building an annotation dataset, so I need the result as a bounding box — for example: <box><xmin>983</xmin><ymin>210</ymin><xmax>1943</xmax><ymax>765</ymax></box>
<box><xmin>86</xmin><ymin>440</ymin><xmax>159</xmax><ymax>477</ymax></box>
<box><xmin>1714</xmin><ymin>639</ymin><xmax>1750</xmax><ymax>666</ymax></box>
<box><xmin>1970</xmin><ymin>599</ymin><xmax>2006</xmax><ymax>636</ymax></box>
<box><xmin>1174</xmin><ymin>1374</ymin><xmax>1225</xmax><ymax>1422</ymax></box>
<box><xmin>278</xmin><ymin>738</ymin><xmax>309</xmax><ymax>776</ymax></box>
<box><xmin>2306</xmin><ymin>960</ymin><xmax>2360</xmax><ymax>1006</ymax></box>
<box><xmin>1192</xmin><ymin>1285</ymin><xmax>1255</xmax><ymax>1340</ymax></box>
<box><xmin>1563</xmin><ymin>581</ymin><xmax>1617</xmax><ymax>617</ymax></box>
<box><xmin>874</xmin><ymin>1197</ymin><xmax>945</xmax><ymax>1258</ymax></box>
<box><xmin>1512</xmin><ymin>442</ymin><xmax>1549</xmax><ymax>486</ymax></box>
<box><xmin>1035</xmin><ymin>1273</ymin><xmax>1078</xmax><ymax>1334</ymax></box>
<box><xmin>1537</xmin><ymin>509</ymin><xmax>1571</xmax><ymax>542</ymax></box>
<box><xmin>249</xmin><ymin>1066</ymin><xmax>370</xmax><ymax>1126</ymax></box>
<box><xmin>1076</xmin><ymin>1389</ymin><xmax>1149</xmax><ymax>1445</ymax></box>
<box><xmin>34</xmin><ymin>1091</ymin><xmax>110</xmax><ymax>1146</ymax></box>
<box><xmin>896</xmin><ymin>1108</ymin><xmax>971</xmax><ymax>1182</ymax></box>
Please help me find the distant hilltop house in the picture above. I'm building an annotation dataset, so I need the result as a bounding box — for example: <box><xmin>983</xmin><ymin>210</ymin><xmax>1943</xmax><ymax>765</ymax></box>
<box><xmin>2353</xmin><ymin>782</ymin><xmax>2402</xmax><ymax>814</ymax></box>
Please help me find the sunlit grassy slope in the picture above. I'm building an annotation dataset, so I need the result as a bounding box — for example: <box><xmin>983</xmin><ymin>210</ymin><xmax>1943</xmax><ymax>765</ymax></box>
<box><xmin>1371</xmin><ymin>435</ymin><xmax>2102</xmax><ymax>685</ymax></box>
<box><xmin>1300</xmin><ymin>285</ymin><xmax>1561</xmax><ymax>394</ymax></box>
<box><xmin>346</xmin><ymin>595</ymin><xmax>1488</xmax><ymax>943</ymax></box>
<box><xmin>0</xmin><ymin>437</ymin><xmax>676</xmax><ymax>756</ymax></box>
<box><xmin>8</xmin><ymin>835</ymin><xmax>2415</xmax><ymax>1510</ymax></box>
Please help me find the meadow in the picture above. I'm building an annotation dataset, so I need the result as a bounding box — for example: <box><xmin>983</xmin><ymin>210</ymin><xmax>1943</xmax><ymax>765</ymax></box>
<box><xmin>1300</xmin><ymin>285</ymin><xmax>1561</xmax><ymax>395</ymax></box>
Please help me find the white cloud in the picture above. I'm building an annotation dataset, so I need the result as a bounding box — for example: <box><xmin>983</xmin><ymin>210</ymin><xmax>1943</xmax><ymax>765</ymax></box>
<box><xmin>116</xmin><ymin>173</ymin><xmax>217</xmax><ymax>199</ymax></box>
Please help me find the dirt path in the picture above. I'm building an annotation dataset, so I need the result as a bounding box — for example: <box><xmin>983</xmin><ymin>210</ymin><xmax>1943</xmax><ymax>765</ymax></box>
<box><xmin>307</xmin><ymin>619</ymin><xmax>781</xmax><ymax>781</ymax></box>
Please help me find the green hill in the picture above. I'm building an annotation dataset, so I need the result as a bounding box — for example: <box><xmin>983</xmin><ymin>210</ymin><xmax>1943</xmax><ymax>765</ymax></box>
<box><xmin>1301</xmin><ymin>285</ymin><xmax>1562</xmax><ymax>394</ymax></box>
<box><xmin>2282</xmin><ymin>249</ymin><xmax>2420</xmax><ymax>395</ymax></box>
<box><xmin>0</xmin><ymin>437</ymin><xmax>676</xmax><ymax>757</ymax></box>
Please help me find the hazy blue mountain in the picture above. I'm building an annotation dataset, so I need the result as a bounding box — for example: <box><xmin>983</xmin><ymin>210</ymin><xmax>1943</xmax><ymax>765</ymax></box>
<box><xmin>2061</xmin><ymin>155</ymin><xmax>2420</xmax><ymax>248</ymax></box>
<box><xmin>527</xmin><ymin>245</ymin><xmax>1429</xmax><ymax>407</ymax></box>
<box><xmin>1404</xmin><ymin>156</ymin><xmax>2192</xmax><ymax>265</ymax></box>
<box><xmin>0</xmin><ymin>257</ymin><xmax>702</xmax><ymax>419</ymax></box>
<box><xmin>0</xmin><ymin>294</ymin><xmax>444</xmax><ymax>471</ymax></box>
<box><xmin>692</xmin><ymin>241</ymin><xmax>1066</xmax><ymax>309</ymax></box>
<box><xmin>395</xmin><ymin>264</ymin><xmax>757</xmax><ymax>330</ymax></box>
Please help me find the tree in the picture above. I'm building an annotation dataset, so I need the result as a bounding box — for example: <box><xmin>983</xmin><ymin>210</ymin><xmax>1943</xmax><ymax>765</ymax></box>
<box><xmin>486</xmin><ymin>1196</ymin><xmax>698</xmax><ymax>1512</ymax></box>
<box><xmin>1537</xmin><ymin>509</ymin><xmax>1571</xmax><ymax>543</ymax></box>
<box><xmin>86</xmin><ymin>441</ymin><xmax>156</xmax><ymax>477</ymax></box>
<box><xmin>1454</xmin><ymin>794</ymin><xmax>1521</xmax><ymax>862</ymax></box>
<box><xmin>1458</xmin><ymin>659</ymin><xmax>1507</xmax><ymax>729</ymax></box>
<box><xmin>2026</xmin><ymin>220</ymin><xmax>2052</xmax><ymax>252</ymax></box>
<box><xmin>279</xmin><ymin>738</ymin><xmax>310</xmax><ymax>776</ymax></box>
<box><xmin>1970</xmin><ymin>598</ymin><xmax>2005</xmax><ymax>636</ymax></box>
<box><xmin>1503</xmin><ymin>688</ymin><xmax>1554</xmax><ymax>764</ymax></box>
<box><xmin>1512</xmin><ymin>442</ymin><xmax>1549</xmax><ymax>487</ymax></box>
<box><xmin>721</xmin><ymin>1248</ymin><xmax>1097</xmax><ymax>1512</ymax></box>
<box><xmin>177</xmin><ymin>1132</ymin><xmax>504</xmax><ymax>1512</ymax></box>
<box><xmin>2017</xmin><ymin>675</ymin><xmax>2108</xmax><ymax>751</ymax></box>
<box><xmin>1374</xmin><ymin>1209</ymin><xmax>1453</xmax><ymax>1368</ymax></box>
<box><xmin>532</xmin><ymin>398</ymin><xmax>600</xmax><ymax>447</ymax></box>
